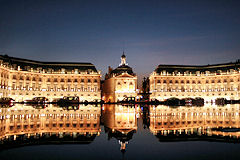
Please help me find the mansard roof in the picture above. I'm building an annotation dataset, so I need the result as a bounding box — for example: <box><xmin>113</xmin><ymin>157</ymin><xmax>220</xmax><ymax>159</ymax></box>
<box><xmin>154</xmin><ymin>60</ymin><xmax>240</xmax><ymax>74</ymax></box>
<box><xmin>111</xmin><ymin>64</ymin><xmax>135</xmax><ymax>76</ymax></box>
<box><xmin>0</xmin><ymin>55</ymin><xmax>98</xmax><ymax>73</ymax></box>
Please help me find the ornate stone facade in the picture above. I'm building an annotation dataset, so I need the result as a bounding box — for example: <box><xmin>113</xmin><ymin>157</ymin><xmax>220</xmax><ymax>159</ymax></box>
<box><xmin>149</xmin><ymin>61</ymin><xmax>240</xmax><ymax>102</ymax></box>
<box><xmin>102</xmin><ymin>53</ymin><xmax>137</xmax><ymax>102</ymax></box>
<box><xmin>102</xmin><ymin>104</ymin><xmax>138</xmax><ymax>152</ymax></box>
<box><xmin>148</xmin><ymin>105</ymin><xmax>240</xmax><ymax>138</ymax></box>
<box><xmin>0</xmin><ymin>55</ymin><xmax>101</xmax><ymax>102</ymax></box>
<box><xmin>0</xmin><ymin>104</ymin><xmax>101</xmax><ymax>141</ymax></box>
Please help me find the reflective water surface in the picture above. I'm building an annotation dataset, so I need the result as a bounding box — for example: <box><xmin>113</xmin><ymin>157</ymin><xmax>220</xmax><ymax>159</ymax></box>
<box><xmin>0</xmin><ymin>104</ymin><xmax>240</xmax><ymax>160</ymax></box>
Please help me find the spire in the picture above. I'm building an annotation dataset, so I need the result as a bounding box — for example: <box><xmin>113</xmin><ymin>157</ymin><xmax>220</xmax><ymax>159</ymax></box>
<box><xmin>120</xmin><ymin>52</ymin><xmax>127</xmax><ymax>66</ymax></box>
<box><xmin>119</xmin><ymin>140</ymin><xmax>128</xmax><ymax>153</ymax></box>
<box><xmin>121</xmin><ymin>51</ymin><xmax>126</xmax><ymax>58</ymax></box>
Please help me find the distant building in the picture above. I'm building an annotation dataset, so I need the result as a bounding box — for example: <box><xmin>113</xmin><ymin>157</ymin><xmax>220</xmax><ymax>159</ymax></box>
<box><xmin>102</xmin><ymin>53</ymin><xmax>137</xmax><ymax>102</ymax></box>
<box><xmin>139</xmin><ymin>77</ymin><xmax>151</xmax><ymax>101</ymax></box>
<box><xmin>149</xmin><ymin>60</ymin><xmax>240</xmax><ymax>102</ymax></box>
<box><xmin>0</xmin><ymin>55</ymin><xmax>101</xmax><ymax>102</ymax></box>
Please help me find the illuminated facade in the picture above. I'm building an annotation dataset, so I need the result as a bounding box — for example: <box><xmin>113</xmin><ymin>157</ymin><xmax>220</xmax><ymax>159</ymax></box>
<box><xmin>0</xmin><ymin>104</ymin><xmax>101</xmax><ymax>142</ymax></box>
<box><xmin>102</xmin><ymin>104</ymin><xmax>138</xmax><ymax>152</ymax></box>
<box><xmin>102</xmin><ymin>53</ymin><xmax>137</xmax><ymax>102</ymax></box>
<box><xmin>148</xmin><ymin>105</ymin><xmax>240</xmax><ymax>138</ymax></box>
<box><xmin>149</xmin><ymin>61</ymin><xmax>240</xmax><ymax>102</ymax></box>
<box><xmin>102</xmin><ymin>104</ymin><xmax>137</xmax><ymax>133</ymax></box>
<box><xmin>0</xmin><ymin>55</ymin><xmax>101</xmax><ymax>102</ymax></box>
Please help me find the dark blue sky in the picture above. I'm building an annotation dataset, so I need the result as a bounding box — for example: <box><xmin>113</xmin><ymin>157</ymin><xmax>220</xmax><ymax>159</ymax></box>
<box><xmin>0</xmin><ymin>0</ymin><xmax>240</xmax><ymax>80</ymax></box>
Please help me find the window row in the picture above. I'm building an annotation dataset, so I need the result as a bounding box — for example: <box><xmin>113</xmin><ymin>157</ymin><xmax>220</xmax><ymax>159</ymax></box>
<box><xmin>11</xmin><ymin>76</ymin><xmax>99</xmax><ymax>83</ymax></box>
<box><xmin>154</xmin><ymin>87</ymin><xmax>238</xmax><ymax>92</ymax></box>
<box><xmin>8</xmin><ymin>123</ymin><xmax>99</xmax><ymax>130</ymax></box>
<box><xmin>156</xmin><ymin>79</ymin><xmax>237</xmax><ymax>84</ymax></box>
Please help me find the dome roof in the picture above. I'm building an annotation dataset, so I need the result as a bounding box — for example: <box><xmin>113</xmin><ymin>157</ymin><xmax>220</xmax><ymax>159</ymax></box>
<box><xmin>111</xmin><ymin>64</ymin><xmax>134</xmax><ymax>75</ymax></box>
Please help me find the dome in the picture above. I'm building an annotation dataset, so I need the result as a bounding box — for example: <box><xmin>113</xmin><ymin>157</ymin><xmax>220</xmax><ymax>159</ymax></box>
<box><xmin>111</xmin><ymin>65</ymin><xmax>134</xmax><ymax>75</ymax></box>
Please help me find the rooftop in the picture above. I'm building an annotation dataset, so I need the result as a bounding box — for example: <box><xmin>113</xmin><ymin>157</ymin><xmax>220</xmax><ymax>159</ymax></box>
<box><xmin>155</xmin><ymin>60</ymin><xmax>240</xmax><ymax>74</ymax></box>
<box><xmin>0</xmin><ymin>55</ymin><xmax>98</xmax><ymax>73</ymax></box>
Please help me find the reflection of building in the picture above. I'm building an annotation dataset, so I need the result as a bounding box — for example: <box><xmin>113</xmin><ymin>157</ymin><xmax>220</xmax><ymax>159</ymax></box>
<box><xmin>102</xmin><ymin>53</ymin><xmax>137</xmax><ymax>102</ymax></box>
<box><xmin>0</xmin><ymin>55</ymin><xmax>101</xmax><ymax>102</ymax></box>
<box><xmin>0</xmin><ymin>104</ymin><xmax>101</xmax><ymax>146</ymax></box>
<box><xmin>102</xmin><ymin>104</ymin><xmax>137</xmax><ymax>152</ymax></box>
<box><xmin>149</xmin><ymin>61</ymin><xmax>240</xmax><ymax>102</ymax></box>
<box><xmin>148</xmin><ymin>105</ymin><xmax>240</xmax><ymax>141</ymax></box>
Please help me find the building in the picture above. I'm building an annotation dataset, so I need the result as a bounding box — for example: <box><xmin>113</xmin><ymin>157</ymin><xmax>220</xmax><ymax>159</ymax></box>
<box><xmin>149</xmin><ymin>60</ymin><xmax>240</xmax><ymax>102</ymax></box>
<box><xmin>102</xmin><ymin>104</ymin><xmax>138</xmax><ymax>152</ymax></box>
<box><xmin>147</xmin><ymin>105</ymin><xmax>240</xmax><ymax>140</ymax></box>
<box><xmin>0</xmin><ymin>55</ymin><xmax>101</xmax><ymax>102</ymax></box>
<box><xmin>102</xmin><ymin>53</ymin><xmax>137</xmax><ymax>102</ymax></box>
<box><xmin>0</xmin><ymin>104</ymin><xmax>101</xmax><ymax>145</ymax></box>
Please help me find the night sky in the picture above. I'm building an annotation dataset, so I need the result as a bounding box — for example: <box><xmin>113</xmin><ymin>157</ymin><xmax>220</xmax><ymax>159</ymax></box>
<box><xmin>0</xmin><ymin>0</ymin><xmax>240</xmax><ymax>81</ymax></box>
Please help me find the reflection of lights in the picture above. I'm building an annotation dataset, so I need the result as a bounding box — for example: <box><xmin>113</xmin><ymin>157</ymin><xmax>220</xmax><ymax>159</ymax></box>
<box><xmin>136</xmin><ymin>113</ymin><xmax>140</xmax><ymax>118</ymax></box>
<box><xmin>115</xmin><ymin>90</ymin><xmax>135</xmax><ymax>93</ymax></box>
